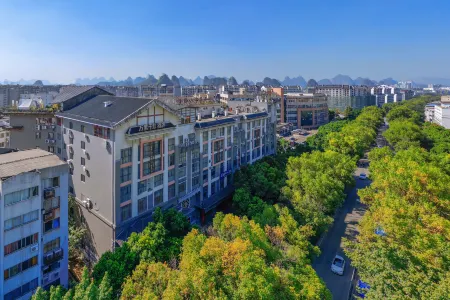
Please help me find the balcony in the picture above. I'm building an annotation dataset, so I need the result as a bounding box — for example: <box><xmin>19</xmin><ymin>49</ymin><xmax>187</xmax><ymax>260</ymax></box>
<box><xmin>44</xmin><ymin>188</ymin><xmax>55</xmax><ymax>200</ymax></box>
<box><xmin>43</xmin><ymin>248</ymin><xmax>63</xmax><ymax>266</ymax></box>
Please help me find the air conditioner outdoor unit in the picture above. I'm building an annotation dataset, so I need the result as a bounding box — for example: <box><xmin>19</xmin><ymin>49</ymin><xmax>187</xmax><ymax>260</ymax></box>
<box><xmin>31</xmin><ymin>245</ymin><xmax>39</xmax><ymax>252</ymax></box>
<box><xmin>41</xmin><ymin>125</ymin><xmax>47</xmax><ymax>130</ymax></box>
<box><xmin>45</xmin><ymin>139</ymin><xmax>50</xmax><ymax>143</ymax></box>
<box><xmin>83</xmin><ymin>199</ymin><xmax>92</xmax><ymax>209</ymax></box>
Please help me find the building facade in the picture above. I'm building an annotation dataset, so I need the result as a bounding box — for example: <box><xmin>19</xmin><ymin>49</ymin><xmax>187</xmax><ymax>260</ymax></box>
<box><xmin>0</xmin><ymin>149</ymin><xmax>69</xmax><ymax>299</ymax></box>
<box><xmin>314</xmin><ymin>85</ymin><xmax>374</xmax><ymax>111</ymax></box>
<box><xmin>426</xmin><ymin>96</ymin><xmax>450</xmax><ymax>129</ymax></box>
<box><xmin>281</xmin><ymin>93</ymin><xmax>329</xmax><ymax>129</ymax></box>
<box><xmin>56</xmin><ymin>94</ymin><xmax>277</xmax><ymax>259</ymax></box>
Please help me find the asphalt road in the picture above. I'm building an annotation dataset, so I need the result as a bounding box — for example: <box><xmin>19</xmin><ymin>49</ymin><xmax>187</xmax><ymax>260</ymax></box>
<box><xmin>312</xmin><ymin>167</ymin><xmax>371</xmax><ymax>300</ymax></box>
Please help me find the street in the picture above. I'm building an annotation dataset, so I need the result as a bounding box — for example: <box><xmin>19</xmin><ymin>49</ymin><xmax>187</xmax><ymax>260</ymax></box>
<box><xmin>312</xmin><ymin>167</ymin><xmax>371</xmax><ymax>300</ymax></box>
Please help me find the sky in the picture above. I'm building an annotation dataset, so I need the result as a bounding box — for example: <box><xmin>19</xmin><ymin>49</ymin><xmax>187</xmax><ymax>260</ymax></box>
<box><xmin>0</xmin><ymin>0</ymin><xmax>449</xmax><ymax>84</ymax></box>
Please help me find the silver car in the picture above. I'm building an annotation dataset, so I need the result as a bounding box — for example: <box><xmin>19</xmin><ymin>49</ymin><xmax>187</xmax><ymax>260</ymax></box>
<box><xmin>331</xmin><ymin>255</ymin><xmax>346</xmax><ymax>275</ymax></box>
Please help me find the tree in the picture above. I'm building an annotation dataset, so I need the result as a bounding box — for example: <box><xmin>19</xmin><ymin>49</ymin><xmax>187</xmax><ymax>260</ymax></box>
<box><xmin>383</xmin><ymin>120</ymin><xmax>425</xmax><ymax>150</ymax></box>
<box><xmin>49</xmin><ymin>285</ymin><xmax>65</xmax><ymax>300</ymax></box>
<box><xmin>92</xmin><ymin>243</ymin><xmax>139</xmax><ymax>297</ymax></box>
<box><xmin>74</xmin><ymin>268</ymin><xmax>91</xmax><ymax>300</ymax></box>
<box><xmin>386</xmin><ymin>105</ymin><xmax>422</xmax><ymax>124</ymax></box>
<box><xmin>98</xmin><ymin>272</ymin><xmax>113</xmax><ymax>300</ymax></box>
<box><xmin>32</xmin><ymin>287</ymin><xmax>49</xmax><ymax>300</ymax></box>
<box><xmin>68</xmin><ymin>196</ymin><xmax>86</xmax><ymax>268</ymax></box>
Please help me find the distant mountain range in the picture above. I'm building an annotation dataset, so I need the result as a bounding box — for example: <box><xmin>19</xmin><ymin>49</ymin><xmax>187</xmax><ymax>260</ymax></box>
<box><xmin>3</xmin><ymin>74</ymin><xmax>449</xmax><ymax>87</ymax></box>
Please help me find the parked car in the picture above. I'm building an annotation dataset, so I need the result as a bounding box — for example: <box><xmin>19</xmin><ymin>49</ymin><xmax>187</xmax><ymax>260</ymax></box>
<box><xmin>359</xmin><ymin>173</ymin><xmax>367</xmax><ymax>180</ymax></box>
<box><xmin>331</xmin><ymin>255</ymin><xmax>345</xmax><ymax>275</ymax></box>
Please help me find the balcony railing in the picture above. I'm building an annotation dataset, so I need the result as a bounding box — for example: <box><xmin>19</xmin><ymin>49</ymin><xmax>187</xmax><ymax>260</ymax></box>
<box><xmin>44</xmin><ymin>188</ymin><xmax>55</xmax><ymax>200</ymax></box>
<box><xmin>43</xmin><ymin>248</ymin><xmax>63</xmax><ymax>266</ymax></box>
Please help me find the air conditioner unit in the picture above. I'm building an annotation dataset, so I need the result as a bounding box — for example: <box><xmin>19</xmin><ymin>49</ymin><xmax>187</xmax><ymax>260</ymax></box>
<box><xmin>41</xmin><ymin>125</ymin><xmax>47</xmax><ymax>130</ymax></box>
<box><xmin>83</xmin><ymin>199</ymin><xmax>92</xmax><ymax>209</ymax></box>
<box><xmin>69</xmin><ymin>130</ymin><xmax>74</xmax><ymax>138</ymax></box>
<box><xmin>45</xmin><ymin>139</ymin><xmax>50</xmax><ymax>143</ymax></box>
<box><xmin>31</xmin><ymin>245</ymin><xmax>39</xmax><ymax>252</ymax></box>
<box><xmin>35</xmin><ymin>125</ymin><xmax>41</xmax><ymax>130</ymax></box>
<box><xmin>51</xmin><ymin>125</ymin><xmax>56</xmax><ymax>129</ymax></box>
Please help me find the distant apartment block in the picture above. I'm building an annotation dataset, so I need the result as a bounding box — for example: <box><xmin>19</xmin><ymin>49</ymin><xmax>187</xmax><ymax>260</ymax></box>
<box><xmin>0</xmin><ymin>149</ymin><xmax>69</xmax><ymax>299</ymax></box>
<box><xmin>371</xmin><ymin>85</ymin><xmax>414</xmax><ymax>107</ymax></box>
<box><xmin>100</xmin><ymin>86</ymin><xmax>139</xmax><ymax>98</ymax></box>
<box><xmin>311</xmin><ymin>85</ymin><xmax>374</xmax><ymax>111</ymax></box>
<box><xmin>281</xmin><ymin>93</ymin><xmax>328</xmax><ymax>129</ymax></box>
<box><xmin>182</xmin><ymin>85</ymin><xmax>218</xmax><ymax>97</ymax></box>
<box><xmin>139</xmin><ymin>84</ymin><xmax>181</xmax><ymax>97</ymax></box>
<box><xmin>0</xmin><ymin>120</ymin><xmax>10</xmax><ymax>148</ymax></box>
<box><xmin>425</xmin><ymin>96</ymin><xmax>450</xmax><ymax>129</ymax></box>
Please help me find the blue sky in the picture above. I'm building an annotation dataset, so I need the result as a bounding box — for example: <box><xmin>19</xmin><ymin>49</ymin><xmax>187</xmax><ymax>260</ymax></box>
<box><xmin>0</xmin><ymin>0</ymin><xmax>449</xmax><ymax>83</ymax></box>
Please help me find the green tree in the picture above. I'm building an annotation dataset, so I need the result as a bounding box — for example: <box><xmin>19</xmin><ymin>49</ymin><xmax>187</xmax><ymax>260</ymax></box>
<box><xmin>92</xmin><ymin>243</ymin><xmax>139</xmax><ymax>297</ymax></box>
<box><xmin>74</xmin><ymin>268</ymin><xmax>91</xmax><ymax>300</ymax></box>
<box><xmin>383</xmin><ymin>120</ymin><xmax>425</xmax><ymax>150</ymax></box>
<box><xmin>32</xmin><ymin>287</ymin><xmax>49</xmax><ymax>300</ymax></box>
<box><xmin>98</xmin><ymin>272</ymin><xmax>113</xmax><ymax>300</ymax></box>
<box><xmin>49</xmin><ymin>285</ymin><xmax>65</xmax><ymax>300</ymax></box>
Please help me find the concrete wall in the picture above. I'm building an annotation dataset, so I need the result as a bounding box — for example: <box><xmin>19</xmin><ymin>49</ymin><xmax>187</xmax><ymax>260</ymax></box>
<box><xmin>8</xmin><ymin>113</ymin><xmax>59</xmax><ymax>151</ymax></box>
<box><xmin>62</xmin><ymin>117</ymin><xmax>114</xmax><ymax>258</ymax></box>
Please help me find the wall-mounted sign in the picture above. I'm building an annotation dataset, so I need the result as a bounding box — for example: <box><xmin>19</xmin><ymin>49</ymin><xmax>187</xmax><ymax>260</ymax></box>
<box><xmin>127</xmin><ymin>122</ymin><xmax>174</xmax><ymax>135</ymax></box>
<box><xmin>220</xmin><ymin>169</ymin><xmax>232</xmax><ymax>179</ymax></box>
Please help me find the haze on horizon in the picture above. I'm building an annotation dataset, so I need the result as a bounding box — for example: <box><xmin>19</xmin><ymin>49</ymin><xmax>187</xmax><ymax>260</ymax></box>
<box><xmin>0</xmin><ymin>0</ymin><xmax>449</xmax><ymax>84</ymax></box>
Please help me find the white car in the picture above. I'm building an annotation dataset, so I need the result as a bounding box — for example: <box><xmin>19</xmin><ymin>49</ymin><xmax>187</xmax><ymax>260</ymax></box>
<box><xmin>359</xmin><ymin>173</ymin><xmax>367</xmax><ymax>180</ymax></box>
<box><xmin>331</xmin><ymin>255</ymin><xmax>346</xmax><ymax>275</ymax></box>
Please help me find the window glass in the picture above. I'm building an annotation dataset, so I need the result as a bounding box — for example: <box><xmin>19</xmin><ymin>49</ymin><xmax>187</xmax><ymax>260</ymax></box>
<box><xmin>121</xmin><ymin>204</ymin><xmax>132</xmax><ymax>222</ymax></box>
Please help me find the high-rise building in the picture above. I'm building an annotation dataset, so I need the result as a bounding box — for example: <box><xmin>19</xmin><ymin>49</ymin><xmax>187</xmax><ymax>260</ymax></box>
<box><xmin>313</xmin><ymin>85</ymin><xmax>374</xmax><ymax>111</ymax></box>
<box><xmin>0</xmin><ymin>149</ymin><xmax>69</xmax><ymax>298</ymax></box>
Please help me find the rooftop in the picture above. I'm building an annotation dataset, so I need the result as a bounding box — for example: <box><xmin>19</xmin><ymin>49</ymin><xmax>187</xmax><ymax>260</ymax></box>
<box><xmin>0</xmin><ymin>149</ymin><xmax>66</xmax><ymax>179</ymax></box>
<box><xmin>57</xmin><ymin>95</ymin><xmax>153</xmax><ymax>128</ymax></box>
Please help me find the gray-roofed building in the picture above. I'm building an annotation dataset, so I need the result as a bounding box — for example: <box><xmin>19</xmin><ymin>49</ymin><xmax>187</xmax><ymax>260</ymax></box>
<box><xmin>4</xmin><ymin>86</ymin><xmax>111</xmax><ymax>155</ymax></box>
<box><xmin>55</xmin><ymin>94</ymin><xmax>277</xmax><ymax>259</ymax></box>
<box><xmin>0</xmin><ymin>149</ymin><xmax>69</xmax><ymax>296</ymax></box>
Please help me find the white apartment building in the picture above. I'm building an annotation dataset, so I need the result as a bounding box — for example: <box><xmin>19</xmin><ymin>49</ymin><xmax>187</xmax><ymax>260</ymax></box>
<box><xmin>426</xmin><ymin>96</ymin><xmax>450</xmax><ymax>129</ymax></box>
<box><xmin>55</xmin><ymin>94</ymin><xmax>277</xmax><ymax>259</ymax></box>
<box><xmin>0</xmin><ymin>149</ymin><xmax>69</xmax><ymax>299</ymax></box>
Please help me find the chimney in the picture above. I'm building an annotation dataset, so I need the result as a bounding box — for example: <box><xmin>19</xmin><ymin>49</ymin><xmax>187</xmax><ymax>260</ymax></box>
<box><xmin>224</xmin><ymin>110</ymin><xmax>228</xmax><ymax>116</ymax></box>
<box><xmin>197</xmin><ymin>113</ymin><xmax>202</xmax><ymax>121</ymax></box>
<box><xmin>212</xmin><ymin>110</ymin><xmax>216</xmax><ymax>118</ymax></box>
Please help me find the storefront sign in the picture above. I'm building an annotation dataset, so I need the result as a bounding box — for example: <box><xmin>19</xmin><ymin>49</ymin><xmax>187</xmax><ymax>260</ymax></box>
<box><xmin>127</xmin><ymin>122</ymin><xmax>174</xmax><ymax>135</ymax></box>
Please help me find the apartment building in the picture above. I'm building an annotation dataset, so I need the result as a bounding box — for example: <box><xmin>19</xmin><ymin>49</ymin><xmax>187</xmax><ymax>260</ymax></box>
<box><xmin>139</xmin><ymin>84</ymin><xmax>181</xmax><ymax>97</ymax></box>
<box><xmin>55</xmin><ymin>94</ymin><xmax>277</xmax><ymax>259</ymax></box>
<box><xmin>0</xmin><ymin>120</ymin><xmax>10</xmax><ymax>148</ymax></box>
<box><xmin>99</xmin><ymin>86</ymin><xmax>139</xmax><ymax>98</ymax></box>
<box><xmin>0</xmin><ymin>149</ymin><xmax>69</xmax><ymax>299</ymax></box>
<box><xmin>5</xmin><ymin>86</ymin><xmax>111</xmax><ymax>154</ymax></box>
<box><xmin>181</xmin><ymin>85</ymin><xmax>218</xmax><ymax>97</ymax></box>
<box><xmin>425</xmin><ymin>96</ymin><xmax>450</xmax><ymax>129</ymax></box>
<box><xmin>313</xmin><ymin>85</ymin><xmax>374</xmax><ymax>111</ymax></box>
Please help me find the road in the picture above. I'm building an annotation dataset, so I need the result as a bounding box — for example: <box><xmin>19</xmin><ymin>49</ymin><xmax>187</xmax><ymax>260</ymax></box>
<box><xmin>312</xmin><ymin>124</ymin><xmax>388</xmax><ymax>300</ymax></box>
<box><xmin>312</xmin><ymin>167</ymin><xmax>371</xmax><ymax>300</ymax></box>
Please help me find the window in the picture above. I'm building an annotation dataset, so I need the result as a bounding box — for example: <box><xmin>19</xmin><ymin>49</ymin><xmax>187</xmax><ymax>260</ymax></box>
<box><xmin>168</xmin><ymin>168</ymin><xmax>175</xmax><ymax>181</ymax></box>
<box><xmin>178</xmin><ymin>135</ymin><xmax>183</xmax><ymax>145</ymax></box>
<box><xmin>44</xmin><ymin>217</ymin><xmax>60</xmax><ymax>233</ymax></box>
<box><xmin>81</xmin><ymin>157</ymin><xmax>85</xmax><ymax>166</ymax></box>
<box><xmin>121</xmin><ymin>204</ymin><xmax>132</xmax><ymax>222</ymax></box>
<box><xmin>219</xmin><ymin>127</ymin><xmax>225</xmax><ymax>136</ymax></box>
<box><xmin>179</xmin><ymin>178</ymin><xmax>186</xmax><ymax>196</ymax></box>
<box><xmin>44</xmin><ymin>237</ymin><xmax>60</xmax><ymax>254</ymax></box>
<box><xmin>81</xmin><ymin>125</ymin><xmax>85</xmax><ymax>133</ymax></box>
<box><xmin>4</xmin><ymin>278</ymin><xmax>38</xmax><ymax>300</ymax></box>
<box><xmin>48</xmin><ymin>132</ymin><xmax>55</xmax><ymax>139</ymax></box>
<box><xmin>44</xmin><ymin>197</ymin><xmax>60</xmax><ymax>212</ymax></box>
<box><xmin>192</xmin><ymin>174</ymin><xmax>200</xmax><ymax>187</ymax></box>
<box><xmin>203</xmin><ymin>131</ymin><xmax>208</xmax><ymax>141</ymax></box>
<box><xmin>69</xmin><ymin>136</ymin><xmax>74</xmax><ymax>144</ymax></box>
<box><xmin>120</xmin><ymin>166</ymin><xmax>132</xmax><ymax>183</ymax></box>
<box><xmin>154</xmin><ymin>189</ymin><xmax>163</xmax><ymax>206</ymax></box>
<box><xmin>120</xmin><ymin>185</ymin><xmax>131</xmax><ymax>203</ymax></box>
<box><xmin>154</xmin><ymin>174</ymin><xmax>163</xmax><ymax>187</ymax></box>
<box><xmin>169</xmin><ymin>153</ymin><xmax>175</xmax><ymax>166</ymax></box>
<box><xmin>94</xmin><ymin>125</ymin><xmax>110</xmax><ymax>139</ymax></box>
<box><xmin>211</xmin><ymin>129</ymin><xmax>216</xmax><ymax>139</ymax></box>
<box><xmin>211</xmin><ymin>181</ymin><xmax>216</xmax><ymax>195</ymax></box>
<box><xmin>168</xmin><ymin>138</ymin><xmax>175</xmax><ymax>151</ymax></box>
<box><xmin>57</xmin><ymin>147</ymin><xmax>61</xmax><ymax>154</ymax></box>
<box><xmin>138</xmin><ymin>197</ymin><xmax>147</xmax><ymax>214</ymax></box>
<box><xmin>23</xmin><ymin>210</ymin><xmax>39</xmax><ymax>224</ymax></box>
<box><xmin>69</xmin><ymin>151</ymin><xmax>74</xmax><ymax>160</ymax></box>
<box><xmin>121</xmin><ymin>148</ymin><xmax>132</xmax><ymax>164</ymax></box>
<box><xmin>81</xmin><ymin>174</ymin><xmax>85</xmax><ymax>182</ymax></box>
<box><xmin>4</xmin><ymin>256</ymin><xmax>38</xmax><ymax>280</ymax></box>
<box><xmin>138</xmin><ymin>180</ymin><xmax>147</xmax><ymax>195</ymax></box>
<box><xmin>81</xmin><ymin>141</ymin><xmax>85</xmax><ymax>149</ymax></box>
<box><xmin>4</xmin><ymin>233</ymin><xmax>39</xmax><ymax>256</ymax></box>
<box><xmin>48</xmin><ymin>146</ymin><xmax>55</xmax><ymax>153</ymax></box>
<box><xmin>203</xmin><ymin>169</ymin><xmax>208</xmax><ymax>183</ymax></box>
<box><xmin>203</xmin><ymin>185</ymin><xmax>208</xmax><ymax>199</ymax></box>
<box><xmin>168</xmin><ymin>184</ymin><xmax>175</xmax><ymax>199</ymax></box>
<box><xmin>143</xmin><ymin>140</ymin><xmax>161</xmax><ymax>158</ymax></box>
<box><xmin>69</xmin><ymin>122</ymin><xmax>73</xmax><ymax>129</ymax></box>
<box><xmin>4</xmin><ymin>186</ymin><xmax>39</xmax><ymax>206</ymax></box>
<box><xmin>35</xmin><ymin>132</ymin><xmax>41</xmax><ymax>139</ymax></box>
